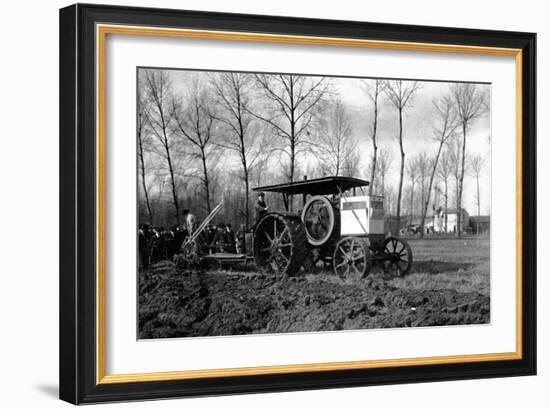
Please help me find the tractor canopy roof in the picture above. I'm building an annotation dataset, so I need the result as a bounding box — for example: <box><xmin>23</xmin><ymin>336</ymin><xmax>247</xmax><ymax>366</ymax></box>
<box><xmin>253</xmin><ymin>176</ymin><xmax>369</xmax><ymax>196</ymax></box>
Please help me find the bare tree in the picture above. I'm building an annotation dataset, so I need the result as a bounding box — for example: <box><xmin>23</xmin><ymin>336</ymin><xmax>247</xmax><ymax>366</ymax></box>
<box><xmin>385</xmin><ymin>186</ymin><xmax>397</xmax><ymax>221</ymax></box>
<box><xmin>362</xmin><ymin>79</ymin><xmax>386</xmax><ymax>194</ymax></box>
<box><xmin>448</xmin><ymin>134</ymin><xmax>462</xmax><ymax>214</ymax></box>
<box><xmin>406</xmin><ymin>156</ymin><xmax>420</xmax><ymax>226</ymax></box>
<box><xmin>419</xmin><ymin>95</ymin><xmax>459</xmax><ymax>237</ymax></box>
<box><xmin>384</xmin><ymin>80</ymin><xmax>421</xmax><ymax>234</ymax></box>
<box><xmin>469</xmin><ymin>153</ymin><xmax>486</xmax><ymax>216</ymax></box>
<box><xmin>341</xmin><ymin>149</ymin><xmax>361</xmax><ymax>178</ymax></box>
<box><xmin>418</xmin><ymin>152</ymin><xmax>431</xmax><ymax>216</ymax></box>
<box><xmin>209</xmin><ymin>72</ymin><xmax>263</xmax><ymax>229</ymax></box>
<box><xmin>375</xmin><ymin>146</ymin><xmax>393</xmax><ymax>210</ymax></box>
<box><xmin>173</xmin><ymin>77</ymin><xmax>217</xmax><ymax>214</ymax></box>
<box><xmin>137</xmin><ymin>85</ymin><xmax>153</xmax><ymax>225</ymax></box>
<box><xmin>250</xmin><ymin>74</ymin><xmax>329</xmax><ymax>185</ymax></box>
<box><xmin>313</xmin><ymin>98</ymin><xmax>357</xmax><ymax>176</ymax></box>
<box><xmin>451</xmin><ymin>83</ymin><xmax>489</xmax><ymax>236</ymax></box>
<box><xmin>143</xmin><ymin>70</ymin><xmax>181</xmax><ymax>225</ymax></box>
<box><xmin>436</xmin><ymin>148</ymin><xmax>453</xmax><ymax>232</ymax></box>
<box><xmin>250</xmin><ymin>139</ymin><xmax>271</xmax><ymax>187</ymax></box>
<box><xmin>150</xmin><ymin>169</ymin><xmax>169</xmax><ymax>227</ymax></box>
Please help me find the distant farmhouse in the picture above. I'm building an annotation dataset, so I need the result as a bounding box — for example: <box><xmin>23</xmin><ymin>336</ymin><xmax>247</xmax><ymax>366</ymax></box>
<box><xmin>433</xmin><ymin>208</ymin><xmax>470</xmax><ymax>234</ymax></box>
<box><xmin>387</xmin><ymin>208</ymin><xmax>490</xmax><ymax>235</ymax></box>
<box><xmin>432</xmin><ymin>208</ymin><xmax>490</xmax><ymax>235</ymax></box>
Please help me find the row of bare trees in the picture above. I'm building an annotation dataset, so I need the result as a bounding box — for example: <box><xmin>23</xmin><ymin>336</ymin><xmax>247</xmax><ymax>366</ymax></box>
<box><xmin>403</xmin><ymin>142</ymin><xmax>487</xmax><ymax>235</ymax></box>
<box><xmin>362</xmin><ymin>80</ymin><xmax>488</xmax><ymax>236</ymax></box>
<box><xmin>138</xmin><ymin>70</ymin><xmax>334</xmax><ymax>228</ymax></box>
<box><xmin>138</xmin><ymin>69</ymin><xmax>489</xmax><ymax>236</ymax></box>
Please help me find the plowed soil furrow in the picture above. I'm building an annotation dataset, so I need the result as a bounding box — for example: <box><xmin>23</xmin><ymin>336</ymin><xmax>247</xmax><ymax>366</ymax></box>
<box><xmin>139</xmin><ymin>237</ymin><xmax>490</xmax><ymax>339</ymax></box>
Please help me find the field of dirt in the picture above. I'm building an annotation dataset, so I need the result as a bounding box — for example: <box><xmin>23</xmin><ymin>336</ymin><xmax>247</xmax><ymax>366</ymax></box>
<box><xmin>139</xmin><ymin>237</ymin><xmax>490</xmax><ymax>339</ymax></box>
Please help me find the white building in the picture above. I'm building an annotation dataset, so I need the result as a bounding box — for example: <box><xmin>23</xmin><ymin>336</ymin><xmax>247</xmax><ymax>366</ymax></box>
<box><xmin>433</xmin><ymin>208</ymin><xmax>470</xmax><ymax>233</ymax></box>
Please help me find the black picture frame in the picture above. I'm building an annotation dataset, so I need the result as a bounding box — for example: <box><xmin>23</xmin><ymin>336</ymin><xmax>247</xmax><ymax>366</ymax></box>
<box><xmin>59</xmin><ymin>3</ymin><xmax>536</xmax><ymax>404</ymax></box>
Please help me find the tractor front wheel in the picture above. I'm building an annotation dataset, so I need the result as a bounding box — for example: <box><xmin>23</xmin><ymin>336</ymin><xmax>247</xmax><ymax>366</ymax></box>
<box><xmin>332</xmin><ymin>236</ymin><xmax>370</xmax><ymax>281</ymax></box>
<box><xmin>382</xmin><ymin>237</ymin><xmax>413</xmax><ymax>276</ymax></box>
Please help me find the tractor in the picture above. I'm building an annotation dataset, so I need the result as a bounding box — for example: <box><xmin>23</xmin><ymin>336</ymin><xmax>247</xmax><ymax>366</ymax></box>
<box><xmin>251</xmin><ymin>176</ymin><xmax>412</xmax><ymax>280</ymax></box>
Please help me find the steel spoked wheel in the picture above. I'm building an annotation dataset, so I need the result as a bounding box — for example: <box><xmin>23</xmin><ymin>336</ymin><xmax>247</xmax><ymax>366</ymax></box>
<box><xmin>301</xmin><ymin>195</ymin><xmax>336</xmax><ymax>246</ymax></box>
<box><xmin>383</xmin><ymin>237</ymin><xmax>413</xmax><ymax>277</ymax></box>
<box><xmin>174</xmin><ymin>239</ymin><xmax>199</xmax><ymax>267</ymax></box>
<box><xmin>253</xmin><ymin>213</ymin><xmax>307</xmax><ymax>276</ymax></box>
<box><xmin>332</xmin><ymin>236</ymin><xmax>369</xmax><ymax>280</ymax></box>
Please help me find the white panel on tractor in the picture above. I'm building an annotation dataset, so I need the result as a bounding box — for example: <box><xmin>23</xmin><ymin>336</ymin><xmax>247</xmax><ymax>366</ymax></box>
<box><xmin>340</xmin><ymin>195</ymin><xmax>369</xmax><ymax>235</ymax></box>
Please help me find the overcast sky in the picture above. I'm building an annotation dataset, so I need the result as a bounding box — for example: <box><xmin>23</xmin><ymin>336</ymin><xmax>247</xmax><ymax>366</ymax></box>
<box><xmin>142</xmin><ymin>68</ymin><xmax>491</xmax><ymax>216</ymax></box>
<box><xmin>333</xmin><ymin>76</ymin><xmax>491</xmax><ymax>215</ymax></box>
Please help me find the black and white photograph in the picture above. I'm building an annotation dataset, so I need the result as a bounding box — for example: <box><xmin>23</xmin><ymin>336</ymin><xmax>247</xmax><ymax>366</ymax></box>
<box><xmin>137</xmin><ymin>67</ymin><xmax>491</xmax><ymax>339</ymax></box>
<box><xmin>1</xmin><ymin>0</ymin><xmax>542</xmax><ymax>406</ymax></box>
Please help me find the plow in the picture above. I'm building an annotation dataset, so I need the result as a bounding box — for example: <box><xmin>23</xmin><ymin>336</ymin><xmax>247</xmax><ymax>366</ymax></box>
<box><xmin>176</xmin><ymin>201</ymin><xmax>227</xmax><ymax>266</ymax></box>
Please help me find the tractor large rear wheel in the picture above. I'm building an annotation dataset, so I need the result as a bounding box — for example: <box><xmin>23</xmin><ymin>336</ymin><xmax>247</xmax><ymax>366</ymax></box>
<box><xmin>253</xmin><ymin>213</ymin><xmax>308</xmax><ymax>276</ymax></box>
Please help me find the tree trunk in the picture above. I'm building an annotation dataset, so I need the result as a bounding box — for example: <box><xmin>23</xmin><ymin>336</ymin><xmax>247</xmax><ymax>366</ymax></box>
<box><xmin>289</xmin><ymin>95</ymin><xmax>296</xmax><ymax>211</ymax></box>
<box><xmin>420</xmin><ymin>142</ymin><xmax>445</xmax><ymax>238</ymax></box>
<box><xmin>476</xmin><ymin>174</ymin><xmax>481</xmax><ymax>216</ymax></box>
<box><xmin>369</xmin><ymin>96</ymin><xmax>378</xmax><ymax>195</ymax></box>
<box><xmin>290</xmin><ymin>141</ymin><xmax>295</xmax><ymax>182</ymax></box>
<box><xmin>162</xmin><ymin>130</ymin><xmax>180</xmax><ymax>226</ymax></box>
<box><xmin>244</xmin><ymin>175</ymin><xmax>250</xmax><ymax>230</ymax></box>
<box><xmin>239</xmin><ymin>141</ymin><xmax>250</xmax><ymax>230</ymax></box>
<box><xmin>409</xmin><ymin>182</ymin><xmax>415</xmax><ymax>227</ymax></box>
<box><xmin>456</xmin><ymin>122</ymin><xmax>467</xmax><ymax>237</ymax></box>
<box><xmin>236</xmin><ymin>110</ymin><xmax>250</xmax><ymax>230</ymax></box>
<box><xmin>395</xmin><ymin>107</ymin><xmax>405</xmax><ymax>236</ymax></box>
<box><xmin>138</xmin><ymin>125</ymin><xmax>153</xmax><ymax>225</ymax></box>
<box><xmin>200</xmin><ymin>148</ymin><xmax>211</xmax><ymax>214</ymax></box>
<box><xmin>444</xmin><ymin>179</ymin><xmax>448</xmax><ymax>233</ymax></box>
<box><xmin>289</xmin><ymin>76</ymin><xmax>296</xmax><ymax>185</ymax></box>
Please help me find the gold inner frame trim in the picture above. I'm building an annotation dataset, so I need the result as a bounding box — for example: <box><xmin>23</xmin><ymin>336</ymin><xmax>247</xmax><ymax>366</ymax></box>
<box><xmin>95</xmin><ymin>23</ymin><xmax>523</xmax><ymax>385</ymax></box>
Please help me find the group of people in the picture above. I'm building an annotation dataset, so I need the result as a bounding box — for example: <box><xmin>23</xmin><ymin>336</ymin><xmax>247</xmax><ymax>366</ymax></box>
<box><xmin>138</xmin><ymin>209</ymin><xmax>247</xmax><ymax>268</ymax></box>
<box><xmin>202</xmin><ymin>223</ymin><xmax>244</xmax><ymax>255</ymax></box>
<box><xmin>139</xmin><ymin>193</ymin><xmax>270</xmax><ymax>269</ymax></box>
<box><xmin>138</xmin><ymin>223</ymin><xmax>187</xmax><ymax>268</ymax></box>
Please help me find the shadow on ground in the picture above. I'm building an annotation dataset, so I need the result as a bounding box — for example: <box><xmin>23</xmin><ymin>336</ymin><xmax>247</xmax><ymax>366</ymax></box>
<box><xmin>411</xmin><ymin>260</ymin><xmax>474</xmax><ymax>275</ymax></box>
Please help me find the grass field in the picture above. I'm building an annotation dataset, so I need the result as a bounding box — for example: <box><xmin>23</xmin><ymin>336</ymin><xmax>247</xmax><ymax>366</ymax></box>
<box><xmin>139</xmin><ymin>237</ymin><xmax>490</xmax><ymax>339</ymax></box>
<box><xmin>389</xmin><ymin>237</ymin><xmax>490</xmax><ymax>296</ymax></box>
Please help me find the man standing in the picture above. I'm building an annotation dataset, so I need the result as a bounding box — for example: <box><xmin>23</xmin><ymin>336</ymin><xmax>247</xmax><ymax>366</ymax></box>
<box><xmin>255</xmin><ymin>192</ymin><xmax>269</xmax><ymax>222</ymax></box>
<box><xmin>155</xmin><ymin>226</ymin><xmax>168</xmax><ymax>260</ymax></box>
<box><xmin>204</xmin><ymin>223</ymin><xmax>216</xmax><ymax>254</ymax></box>
<box><xmin>214</xmin><ymin>223</ymin><xmax>227</xmax><ymax>253</ymax></box>
<box><xmin>224</xmin><ymin>223</ymin><xmax>236</xmax><ymax>253</ymax></box>
<box><xmin>236</xmin><ymin>224</ymin><xmax>246</xmax><ymax>254</ymax></box>
<box><xmin>182</xmin><ymin>208</ymin><xmax>196</xmax><ymax>235</ymax></box>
